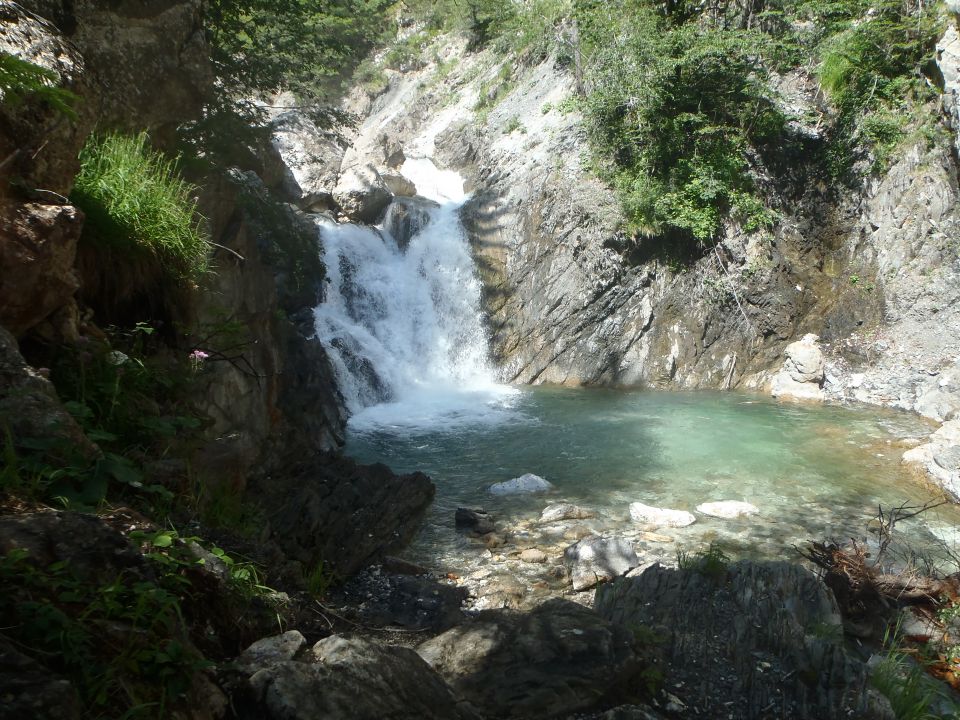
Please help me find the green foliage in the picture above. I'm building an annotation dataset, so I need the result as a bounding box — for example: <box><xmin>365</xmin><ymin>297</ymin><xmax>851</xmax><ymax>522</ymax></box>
<box><xmin>0</xmin><ymin>548</ymin><xmax>208</xmax><ymax>719</ymax></box>
<box><xmin>577</xmin><ymin>3</ymin><xmax>783</xmax><ymax>242</ymax></box>
<box><xmin>0</xmin><ymin>51</ymin><xmax>78</xmax><ymax>118</ymax></box>
<box><xmin>676</xmin><ymin>542</ymin><xmax>731</xmax><ymax>580</ymax></box>
<box><xmin>204</xmin><ymin>0</ymin><xmax>391</xmax><ymax>103</ymax></box>
<box><xmin>354</xmin><ymin>57</ymin><xmax>390</xmax><ymax>96</ymax></box>
<box><xmin>305</xmin><ymin>559</ymin><xmax>338</xmax><ymax>598</ymax></box>
<box><xmin>871</xmin><ymin>623</ymin><xmax>960</xmax><ymax>720</ymax></box>
<box><xmin>71</xmin><ymin>133</ymin><xmax>209</xmax><ymax>282</ymax></box>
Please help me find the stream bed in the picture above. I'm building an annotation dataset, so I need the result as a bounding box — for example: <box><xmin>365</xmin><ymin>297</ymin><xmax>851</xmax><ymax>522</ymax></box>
<box><xmin>345</xmin><ymin>387</ymin><xmax>960</xmax><ymax>605</ymax></box>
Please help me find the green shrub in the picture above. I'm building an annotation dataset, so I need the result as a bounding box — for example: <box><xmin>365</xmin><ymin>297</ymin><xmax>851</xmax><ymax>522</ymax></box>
<box><xmin>72</xmin><ymin>132</ymin><xmax>209</xmax><ymax>282</ymax></box>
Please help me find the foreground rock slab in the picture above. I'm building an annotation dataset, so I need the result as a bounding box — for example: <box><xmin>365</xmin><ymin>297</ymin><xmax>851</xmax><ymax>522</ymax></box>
<box><xmin>595</xmin><ymin>560</ymin><xmax>890</xmax><ymax>719</ymax></box>
<box><xmin>564</xmin><ymin>535</ymin><xmax>639</xmax><ymax>591</ymax></box>
<box><xmin>247</xmin><ymin>636</ymin><xmax>471</xmax><ymax>720</ymax></box>
<box><xmin>417</xmin><ymin>599</ymin><xmax>642</xmax><ymax>719</ymax></box>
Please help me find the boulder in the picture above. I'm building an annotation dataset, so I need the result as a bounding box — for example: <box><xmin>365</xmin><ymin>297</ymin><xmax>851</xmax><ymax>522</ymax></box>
<box><xmin>771</xmin><ymin>334</ymin><xmax>825</xmax><ymax>402</ymax></box>
<box><xmin>0</xmin><ymin>203</ymin><xmax>83</xmax><ymax>337</ymax></box>
<box><xmin>381</xmin><ymin>172</ymin><xmax>417</xmax><ymax>197</ymax></box>
<box><xmin>563</xmin><ymin>535</ymin><xmax>639</xmax><ymax>591</ymax></box>
<box><xmin>416</xmin><ymin>599</ymin><xmax>642</xmax><ymax>719</ymax></box>
<box><xmin>539</xmin><ymin>503</ymin><xmax>594</xmax><ymax>523</ymax></box>
<box><xmin>696</xmin><ymin>501</ymin><xmax>759</xmax><ymax>519</ymax></box>
<box><xmin>488</xmin><ymin>473</ymin><xmax>554</xmax><ymax>495</ymax></box>
<box><xmin>270</xmin><ymin>110</ymin><xmax>346</xmax><ymax>211</ymax></box>
<box><xmin>247</xmin><ymin>636</ymin><xmax>469</xmax><ymax>720</ymax></box>
<box><xmin>333</xmin><ymin>164</ymin><xmax>392</xmax><ymax>223</ymax></box>
<box><xmin>234</xmin><ymin>631</ymin><xmax>306</xmax><ymax>676</ymax></box>
<box><xmin>596</xmin><ymin>561</ymin><xmax>878</xmax><ymax>719</ymax></box>
<box><xmin>628</xmin><ymin>502</ymin><xmax>696</xmax><ymax>528</ymax></box>
<box><xmin>383</xmin><ymin>196</ymin><xmax>437</xmax><ymax>250</ymax></box>
<box><xmin>455</xmin><ymin>507</ymin><xmax>495</xmax><ymax>535</ymax></box>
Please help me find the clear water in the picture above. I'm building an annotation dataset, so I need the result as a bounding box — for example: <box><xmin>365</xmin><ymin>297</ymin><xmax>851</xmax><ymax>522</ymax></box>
<box><xmin>345</xmin><ymin>387</ymin><xmax>960</xmax><ymax>573</ymax></box>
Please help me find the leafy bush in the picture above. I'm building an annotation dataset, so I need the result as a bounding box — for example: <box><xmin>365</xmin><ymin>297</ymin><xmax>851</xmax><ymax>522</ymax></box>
<box><xmin>577</xmin><ymin>4</ymin><xmax>783</xmax><ymax>241</ymax></box>
<box><xmin>72</xmin><ymin>132</ymin><xmax>208</xmax><ymax>282</ymax></box>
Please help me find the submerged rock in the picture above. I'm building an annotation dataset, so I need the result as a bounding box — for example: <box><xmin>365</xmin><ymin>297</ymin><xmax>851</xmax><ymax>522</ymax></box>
<box><xmin>563</xmin><ymin>535</ymin><xmax>639</xmax><ymax>591</ymax></box>
<box><xmin>595</xmin><ymin>561</ymin><xmax>880</xmax><ymax>719</ymax></box>
<box><xmin>539</xmin><ymin>503</ymin><xmax>594</xmax><ymax>523</ymax></box>
<box><xmin>455</xmin><ymin>507</ymin><xmax>495</xmax><ymax>535</ymax></box>
<box><xmin>628</xmin><ymin>502</ymin><xmax>696</xmax><ymax>528</ymax></box>
<box><xmin>696</xmin><ymin>501</ymin><xmax>759</xmax><ymax>519</ymax></box>
<box><xmin>519</xmin><ymin>548</ymin><xmax>548</xmax><ymax>564</ymax></box>
<box><xmin>416</xmin><ymin>599</ymin><xmax>642</xmax><ymax>719</ymax></box>
<box><xmin>488</xmin><ymin>473</ymin><xmax>554</xmax><ymax>495</ymax></box>
<box><xmin>247</xmin><ymin>636</ymin><xmax>468</xmax><ymax>720</ymax></box>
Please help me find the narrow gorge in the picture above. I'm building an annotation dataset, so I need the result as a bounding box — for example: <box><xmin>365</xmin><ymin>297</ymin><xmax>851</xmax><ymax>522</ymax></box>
<box><xmin>3</xmin><ymin>1</ymin><xmax>960</xmax><ymax>718</ymax></box>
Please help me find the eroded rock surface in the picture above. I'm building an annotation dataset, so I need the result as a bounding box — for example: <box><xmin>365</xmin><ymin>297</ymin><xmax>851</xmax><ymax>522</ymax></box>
<box><xmin>417</xmin><ymin>599</ymin><xmax>643</xmax><ymax>718</ymax></box>
<box><xmin>595</xmin><ymin>561</ymin><xmax>882</xmax><ymax>719</ymax></box>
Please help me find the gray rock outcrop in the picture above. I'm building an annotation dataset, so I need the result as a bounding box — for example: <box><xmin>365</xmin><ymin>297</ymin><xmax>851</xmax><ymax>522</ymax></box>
<box><xmin>270</xmin><ymin>110</ymin><xmax>346</xmax><ymax>211</ymax></box>
<box><xmin>595</xmin><ymin>561</ymin><xmax>882</xmax><ymax>719</ymax></box>
<box><xmin>771</xmin><ymin>334</ymin><xmax>825</xmax><ymax>401</ymax></box>
<box><xmin>416</xmin><ymin>598</ymin><xmax>643</xmax><ymax>718</ymax></box>
<box><xmin>247</xmin><ymin>636</ymin><xmax>470</xmax><ymax>720</ymax></box>
<box><xmin>563</xmin><ymin>535</ymin><xmax>639</xmax><ymax>591</ymax></box>
<box><xmin>333</xmin><ymin>164</ymin><xmax>392</xmax><ymax>223</ymax></box>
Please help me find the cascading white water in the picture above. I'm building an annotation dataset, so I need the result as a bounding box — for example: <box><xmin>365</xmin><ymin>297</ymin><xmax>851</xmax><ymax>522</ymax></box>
<box><xmin>314</xmin><ymin>158</ymin><xmax>517</xmax><ymax>432</ymax></box>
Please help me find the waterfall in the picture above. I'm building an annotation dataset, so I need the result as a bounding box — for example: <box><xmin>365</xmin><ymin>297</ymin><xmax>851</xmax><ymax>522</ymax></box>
<box><xmin>313</xmin><ymin>158</ymin><xmax>516</xmax><ymax>432</ymax></box>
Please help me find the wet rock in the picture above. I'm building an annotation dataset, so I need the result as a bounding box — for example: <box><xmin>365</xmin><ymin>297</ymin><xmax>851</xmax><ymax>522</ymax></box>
<box><xmin>416</xmin><ymin>599</ymin><xmax>642</xmax><ymax>719</ymax></box>
<box><xmin>564</xmin><ymin>536</ymin><xmax>639</xmax><ymax>591</ymax></box>
<box><xmin>539</xmin><ymin>503</ymin><xmax>594</xmax><ymax>523</ymax></box>
<box><xmin>455</xmin><ymin>507</ymin><xmax>495</xmax><ymax>535</ymax></box>
<box><xmin>247</xmin><ymin>636</ymin><xmax>469</xmax><ymax>720</ymax></box>
<box><xmin>383</xmin><ymin>196</ymin><xmax>437</xmax><ymax>250</ymax></box>
<box><xmin>480</xmin><ymin>532</ymin><xmax>505</xmax><ymax>549</ymax></box>
<box><xmin>696</xmin><ymin>501</ymin><xmax>759</xmax><ymax>519</ymax></box>
<box><xmin>628</xmin><ymin>502</ymin><xmax>696</xmax><ymax>528</ymax></box>
<box><xmin>0</xmin><ymin>638</ymin><xmax>81</xmax><ymax>720</ymax></box>
<box><xmin>235</xmin><ymin>631</ymin><xmax>306</xmax><ymax>675</ymax></box>
<box><xmin>771</xmin><ymin>334</ymin><xmax>825</xmax><ymax>402</ymax></box>
<box><xmin>596</xmin><ymin>561</ymin><xmax>875</xmax><ymax>719</ymax></box>
<box><xmin>519</xmin><ymin>548</ymin><xmax>548</xmax><ymax>564</ymax></box>
<box><xmin>382</xmin><ymin>172</ymin><xmax>417</xmax><ymax>197</ymax></box>
<box><xmin>488</xmin><ymin>473</ymin><xmax>554</xmax><ymax>495</ymax></box>
<box><xmin>333</xmin><ymin>164</ymin><xmax>392</xmax><ymax>223</ymax></box>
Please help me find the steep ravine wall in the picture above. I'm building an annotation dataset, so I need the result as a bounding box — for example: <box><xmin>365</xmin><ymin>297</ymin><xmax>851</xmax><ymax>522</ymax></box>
<box><xmin>334</xmin><ymin>34</ymin><xmax>960</xmax><ymax>411</ymax></box>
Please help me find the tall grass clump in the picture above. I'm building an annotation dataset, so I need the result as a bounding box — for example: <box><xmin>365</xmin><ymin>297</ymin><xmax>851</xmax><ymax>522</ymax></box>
<box><xmin>72</xmin><ymin>132</ymin><xmax>208</xmax><ymax>282</ymax></box>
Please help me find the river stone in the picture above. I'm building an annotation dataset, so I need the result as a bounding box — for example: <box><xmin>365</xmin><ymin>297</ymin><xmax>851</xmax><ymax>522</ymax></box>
<box><xmin>595</xmin><ymin>561</ymin><xmax>875</xmax><ymax>719</ymax></box>
<box><xmin>519</xmin><ymin>548</ymin><xmax>548</xmax><ymax>563</ymax></box>
<box><xmin>539</xmin><ymin>503</ymin><xmax>594</xmax><ymax>523</ymax></box>
<box><xmin>455</xmin><ymin>507</ymin><xmax>495</xmax><ymax>535</ymax></box>
<box><xmin>563</xmin><ymin>535</ymin><xmax>639</xmax><ymax>591</ymax></box>
<box><xmin>628</xmin><ymin>502</ymin><xmax>697</xmax><ymax>528</ymax></box>
<box><xmin>235</xmin><ymin>631</ymin><xmax>306</xmax><ymax>675</ymax></box>
<box><xmin>488</xmin><ymin>473</ymin><xmax>554</xmax><ymax>495</ymax></box>
<box><xmin>248</xmin><ymin>636</ymin><xmax>468</xmax><ymax>720</ymax></box>
<box><xmin>696</xmin><ymin>501</ymin><xmax>759</xmax><ymax>519</ymax></box>
<box><xmin>416</xmin><ymin>598</ymin><xmax>642</xmax><ymax>719</ymax></box>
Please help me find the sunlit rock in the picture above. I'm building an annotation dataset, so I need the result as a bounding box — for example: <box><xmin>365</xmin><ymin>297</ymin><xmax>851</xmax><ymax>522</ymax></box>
<box><xmin>564</xmin><ymin>535</ymin><xmax>639</xmax><ymax>591</ymax></box>
<box><xmin>771</xmin><ymin>334</ymin><xmax>825</xmax><ymax>402</ymax></box>
<box><xmin>628</xmin><ymin>502</ymin><xmax>696</xmax><ymax>528</ymax></box>
<box><xmin>488</xmin><ymin>473</ymin><xmax>554</xmax><ymax>495</ymax></box>
<box><xmin>696</xmin><ymin>501</ymin><xmax>759</xmax><ymax>519</ymax></box>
